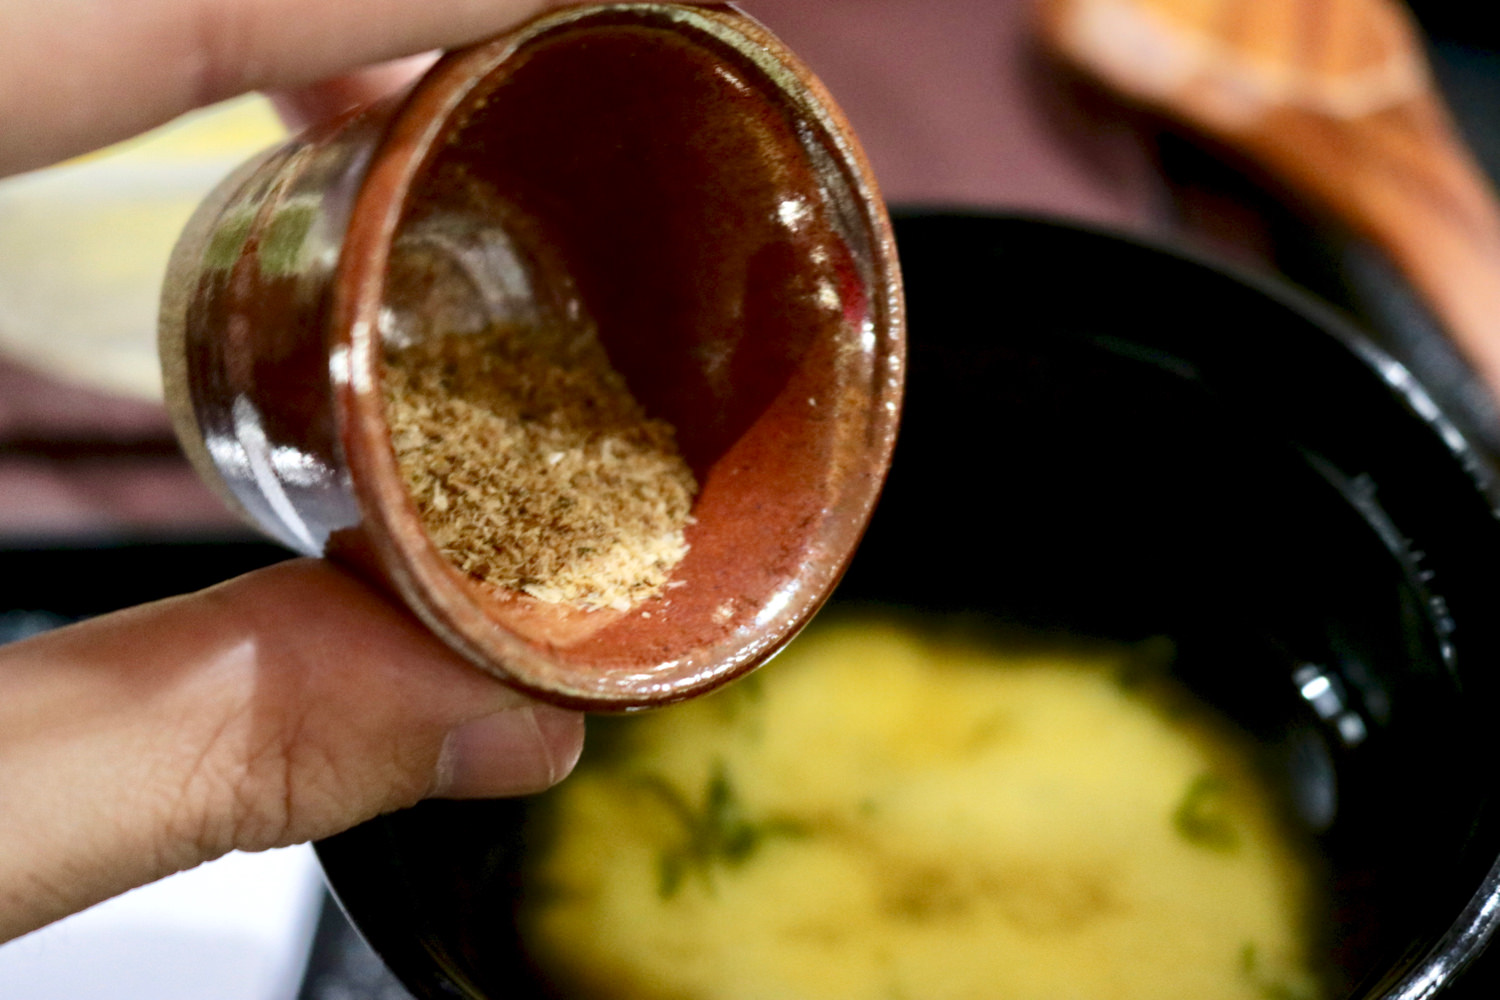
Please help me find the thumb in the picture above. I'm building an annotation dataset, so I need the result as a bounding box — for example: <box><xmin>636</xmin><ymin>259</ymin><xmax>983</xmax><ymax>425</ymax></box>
<box><xmin>0</xmin><ymin>559</ymin><xmax>583</xmax><ymax>943</ymax></box>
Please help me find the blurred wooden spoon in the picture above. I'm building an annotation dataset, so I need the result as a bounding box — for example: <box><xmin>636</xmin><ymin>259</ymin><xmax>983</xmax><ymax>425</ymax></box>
<box><xmin>1039</xmin><ymin>0</ymin><xmax>1500</xmax><ymax>397</ymax></box>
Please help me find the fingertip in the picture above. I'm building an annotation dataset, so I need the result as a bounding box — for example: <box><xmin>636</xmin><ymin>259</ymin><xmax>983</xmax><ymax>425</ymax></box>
<box><xmin>535</xmin><ymin>704</ymin><xmax>587</xmax><ymax>783</ymax></box>
<box><xmin>432</xmin><ymin>704</ymin><xmax>585</xmax><ymax>800</ymax></box>
<box><xmin>268</xmin><ymin>51</ymin><xmax>439</xmax><ymax>131</ymax></box>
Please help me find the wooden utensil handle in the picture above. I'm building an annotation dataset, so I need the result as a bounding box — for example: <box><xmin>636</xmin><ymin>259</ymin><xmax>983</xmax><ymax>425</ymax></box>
<box><xmin>1246</xmin><ymin>95</ymin><xmax>1500</xmax><ymax>395</ymax></box>
<box><xmin>1038</xmin><ymin>0</ymin><xmax>1500</xmax><ymax>399</ymax></box>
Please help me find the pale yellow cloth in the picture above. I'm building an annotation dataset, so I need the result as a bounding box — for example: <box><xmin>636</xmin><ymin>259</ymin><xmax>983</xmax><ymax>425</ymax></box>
<box><xmin>0</xmin><ymin>96</ymin><xmax>285</xmax><ymax>400</ymax></box>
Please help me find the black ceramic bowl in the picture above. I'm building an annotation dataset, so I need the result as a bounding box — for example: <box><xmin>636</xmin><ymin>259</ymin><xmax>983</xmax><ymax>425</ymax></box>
<box><xmin>316</xmin><ymin>214</ymin><xmax>1500</xmax><ymax>999</ymax></box>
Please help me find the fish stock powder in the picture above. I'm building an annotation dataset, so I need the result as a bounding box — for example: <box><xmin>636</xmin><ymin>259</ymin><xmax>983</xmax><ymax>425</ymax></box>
<box><xmin>382</xmin><ymin>316</ymin><xmax>698</xmax><ymax>613</ymax></box>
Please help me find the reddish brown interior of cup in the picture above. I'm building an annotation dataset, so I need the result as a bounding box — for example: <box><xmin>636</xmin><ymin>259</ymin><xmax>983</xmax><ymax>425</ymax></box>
<box><xmin>376</xmin><ymin>16</ymin><xmax>890</xmax><ymax>694</ymax></box>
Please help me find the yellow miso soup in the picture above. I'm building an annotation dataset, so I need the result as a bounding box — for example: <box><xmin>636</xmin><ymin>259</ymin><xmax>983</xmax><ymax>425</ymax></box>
<box><xmin>518</xmin><ymin>614</ymin><xmax>1326</xmax><ymax>1000</ymax></box>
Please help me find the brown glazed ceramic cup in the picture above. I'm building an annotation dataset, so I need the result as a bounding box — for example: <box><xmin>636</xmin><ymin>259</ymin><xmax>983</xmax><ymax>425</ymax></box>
<box><xmin>158</xmin><ymin>2</ymin><xmax>904</xmax><ymax>709</ymax></box>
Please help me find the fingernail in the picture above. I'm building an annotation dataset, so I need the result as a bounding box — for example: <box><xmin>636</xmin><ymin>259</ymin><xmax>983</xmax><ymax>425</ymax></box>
<box><xmin>433</xmin><ymin>705</ymin><xmax>585</xmax><ymax>799</ymax></box>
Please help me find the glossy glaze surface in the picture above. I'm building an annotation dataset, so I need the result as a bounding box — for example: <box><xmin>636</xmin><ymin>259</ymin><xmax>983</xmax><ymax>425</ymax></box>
<box><xmin>163</xmin><ymin>109</ymin><xmax>382</xmax><ymax>555</ymax></box>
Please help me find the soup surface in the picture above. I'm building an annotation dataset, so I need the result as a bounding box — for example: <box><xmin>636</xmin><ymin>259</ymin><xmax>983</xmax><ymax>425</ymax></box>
<box><xmin>519</xmin><ymin>614</ymin><xmax>1327</xmax><ymax>1000</ymax></box>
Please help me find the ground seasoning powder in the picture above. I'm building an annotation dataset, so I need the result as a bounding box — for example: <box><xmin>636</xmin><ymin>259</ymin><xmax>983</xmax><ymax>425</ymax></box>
<box><xmin>382</xmin><ymin>322</ymin><xmax>697</xmax><ymax>611</ymax></box>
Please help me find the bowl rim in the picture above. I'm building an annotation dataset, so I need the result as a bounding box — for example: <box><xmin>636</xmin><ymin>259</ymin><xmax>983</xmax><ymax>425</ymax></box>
<box><xmin>319</xmin><ymin>210</ymin><xmax>1500</xmax><ymax>999</ymax></box>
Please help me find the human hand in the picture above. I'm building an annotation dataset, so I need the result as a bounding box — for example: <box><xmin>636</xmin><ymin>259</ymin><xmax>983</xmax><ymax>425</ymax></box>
<box><xmin>0</xmin><ymin>560</ymin><xmax>585</xmax><ymax>944</ymax></box>
<box><xmin>0</xmin><ymin>0</ymin><xmax>568</xmax><ymax>177</ymax></box>
<box><xmin>0</xmin><ymin>0</ymin><xmax>587</xmax><ymax>944</ymax></box>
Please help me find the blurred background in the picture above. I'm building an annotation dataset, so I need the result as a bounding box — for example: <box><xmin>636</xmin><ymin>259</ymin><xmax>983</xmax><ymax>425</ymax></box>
<box><xmin>3</xmin><ymin>0</ymin><xmax>1499</xmax><ymax>996</ymax></box>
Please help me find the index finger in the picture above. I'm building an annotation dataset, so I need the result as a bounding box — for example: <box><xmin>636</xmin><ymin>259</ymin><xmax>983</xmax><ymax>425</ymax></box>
<box><xmin>0</xmin><ymin>0</ymin><xmax>563</xmax><ymax>177</ymax></box>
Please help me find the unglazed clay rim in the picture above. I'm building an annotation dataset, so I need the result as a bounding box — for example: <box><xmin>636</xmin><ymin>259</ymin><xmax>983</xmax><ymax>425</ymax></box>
<box><xmin>331</xmin><ymin>3</ymin><xmax>904</xmax><ymax>709</ymax></box>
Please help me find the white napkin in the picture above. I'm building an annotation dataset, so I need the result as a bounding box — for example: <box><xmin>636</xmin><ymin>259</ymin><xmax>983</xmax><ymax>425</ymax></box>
<box><xmin>0</xmin><ymin>844</ymin><xmax>323</xmax><ymax>1000</ymax></box>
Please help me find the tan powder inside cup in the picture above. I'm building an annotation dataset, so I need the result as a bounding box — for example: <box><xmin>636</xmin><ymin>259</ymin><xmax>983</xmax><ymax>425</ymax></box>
<box><xmin>383</xmin><ymin>323</ymin><xmax>697</xmax><ymax>611</ymax></box>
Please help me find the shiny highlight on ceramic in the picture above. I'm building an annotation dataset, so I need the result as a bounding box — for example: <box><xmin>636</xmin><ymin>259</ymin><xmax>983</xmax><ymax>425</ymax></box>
<box><xmin>159</xmin><ymin>3</ymin><xmax>905</xmax><ymax>709</ymax></box>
